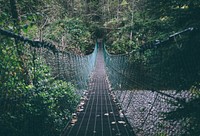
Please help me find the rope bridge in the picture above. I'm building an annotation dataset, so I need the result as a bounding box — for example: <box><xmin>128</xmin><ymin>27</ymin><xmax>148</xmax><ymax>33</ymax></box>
<box><xmin>62</xmin><ymin>42</ymin><xmax>135</xmax><ymax>136</ymax></box>
<box><xmin>104</xmin><ymin>27</ymin><xmax>200</xmax><ymax>135</ymax></box>
<box><xmin>44</xmin><ymin>45</ymin><xmax>97</xmax><ymax>89</ymax></box>
<box><xmin>1</xmin><ymin>27</ymin><xmax>200</xmax><ymax>136</ymax></box>
<box><xmin>0</xmin><ymin>28</ymin><xmax>97</xmax><ymax>90</ymax></box>
<box><xmin>0</xmin><ymin>29</ymin><xmax>135</xmax><ymax>136</ymax></box>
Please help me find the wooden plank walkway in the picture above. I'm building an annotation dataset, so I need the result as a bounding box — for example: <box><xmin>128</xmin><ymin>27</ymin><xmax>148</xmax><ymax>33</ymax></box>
<box><xmin>62</xmin><ymin>43</ymin><xmax>135</xmax><ymax>136</ymax></box>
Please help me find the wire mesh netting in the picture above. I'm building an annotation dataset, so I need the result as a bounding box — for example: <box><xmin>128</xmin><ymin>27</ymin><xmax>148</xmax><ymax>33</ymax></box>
<box><xmin>42</xmin><ymin>45</ymin><xmax>97</xmax><ymax>90</ymax></box>
<box><xmin>62</xmin><ymin>42</ymin><xmax>135</xmax><ymax>136</ymax></box>
<box><xmin>0</xmin><ymin>28</ymin><xmax>98</xmax><ymax>90</ymax></box>
<box><xmin>103</xmin><ymin>29</ymin><xmax>200</xmax><ymax>135</ymax></box>
<box><xmin>0</xmin><ymin>28</ymin><xmax>98</xmax><ymax>136</ymax></box>
<box><xmin>1</xmin><ymin>27</ymin><xmax>200</xmax><ymax>136</ymax></box>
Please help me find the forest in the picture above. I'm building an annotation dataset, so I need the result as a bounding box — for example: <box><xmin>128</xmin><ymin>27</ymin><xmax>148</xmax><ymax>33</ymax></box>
<box><xmin>0</xmin><ymin>0</ymin><xmax>200</xmax><ymax>136</ymax></box>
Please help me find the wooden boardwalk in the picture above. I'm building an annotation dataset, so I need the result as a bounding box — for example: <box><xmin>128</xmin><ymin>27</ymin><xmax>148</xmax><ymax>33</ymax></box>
<box><xmin>62</xmin><ymin>43</ymin><xmax>135</xmax><ymax>136</ymax></box>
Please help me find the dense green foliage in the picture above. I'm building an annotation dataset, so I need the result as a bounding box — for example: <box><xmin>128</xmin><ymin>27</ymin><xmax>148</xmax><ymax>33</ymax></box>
<box><xmin>0</xmin><ymin>1</ymin><xmax>81</xmax><ymax>135</ymax></box>
<box><xmin>104</xmin><ymin>0</ymin><xmax>200</xmax><ymax>54</ymax></box>
<box><xmin>44</xmin><ymin>18</ymin><xmax>93</xmax><ymax>54</ymax></box>
<box><xmin>1</xmin><ymin>0</ymin><xmax>200</xmax><ymax>135</ymax></box>
<box><xmin>161</xmin><ymin>33</ymin><xmax>200</xmax><ymax>136</ymax></box>
<box><xmin>101</xmin><ymin>0</ymin><xmax>200</xmax><ymax>135</ymax></box>
<box><xmin>0</xmin><ymin>36</ymin><xmax>79</xmax><ymax>136</ymax></box>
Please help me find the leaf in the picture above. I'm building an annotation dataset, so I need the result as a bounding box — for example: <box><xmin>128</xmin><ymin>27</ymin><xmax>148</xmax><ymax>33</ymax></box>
<box><xmin>121</xmin><ymin>0</ymin><xmax>128</xmax><ymax>6</ymax></box>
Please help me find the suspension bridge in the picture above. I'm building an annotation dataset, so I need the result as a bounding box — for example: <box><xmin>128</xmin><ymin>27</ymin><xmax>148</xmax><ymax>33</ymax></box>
<box><xmin>0</xmin><ymin>27</ymin><xmax>199</xmax><ymax>136</ymax></box>
<box><xmin>61</xmin><ymin>41</ymin><xmax>135</xmax><ymax>136</ymax></box>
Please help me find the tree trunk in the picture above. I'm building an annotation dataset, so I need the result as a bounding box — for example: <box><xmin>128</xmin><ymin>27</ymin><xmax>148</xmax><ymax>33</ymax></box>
<box><xmin>117</xmin><ymin>0</ymin><xmax>120</xmax><ymax>20</ymax></box>
<box><xmin>10</xmin><ymin>0</ymin><xmax>20</xmax><ymax>33</ymax></box>
<box><xmin>10</xmin><ymin>0</ymin><xmax>31</xmax><ymax>84</ymax></box>
<box><xmin>107</xmin><ymin>0</ymin><xmax>110</xmax><ymax>19</ymax></box>
<box><xmin>86</xmin><ymin>0</ymin><xmax>90</xmax><ymax>14</ymax></box>
<box><xmin>71</xmin><ymin>0</ymin><xmax>74</xmax><ymax>16</ymax></box>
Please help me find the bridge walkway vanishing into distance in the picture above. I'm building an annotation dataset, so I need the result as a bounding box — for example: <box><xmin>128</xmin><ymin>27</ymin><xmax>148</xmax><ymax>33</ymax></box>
<box><xmin>1</xmin><ymin>27</ymin><xmax>200</xmax><ymax>136</ymax></box>
<box><xmin>61</xmin><ymin>42</ymin><xmax>135</xmax><ymax>136</ymax></box>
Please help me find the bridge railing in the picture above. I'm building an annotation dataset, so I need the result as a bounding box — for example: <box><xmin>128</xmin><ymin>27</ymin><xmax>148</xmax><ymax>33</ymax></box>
<box><xmin>0</xmin><ymin>28</ymin><xmax>98</xmax><ymax>90</ymax></box>
<box><xmin>43</xmin><ymin>44</ymin><xmax>97</xmax><ymax>90</ymax></box>
<box><xmin>103</xmin><ymin>27</ymin><xmax>200</xmax><ymax>135</ymax></box>
<box><xmin>104</xmin><ymin>27</ymin><xmax>198</xmax><ymax>91</ymax></box>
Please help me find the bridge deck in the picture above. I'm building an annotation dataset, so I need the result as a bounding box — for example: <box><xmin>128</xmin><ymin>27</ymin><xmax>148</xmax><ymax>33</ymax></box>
<box><xmin>62</xmin><ymin>43</ymin><xmax>135</xmax><ymax>136</ymax></box>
